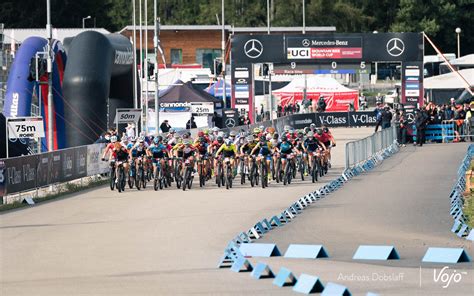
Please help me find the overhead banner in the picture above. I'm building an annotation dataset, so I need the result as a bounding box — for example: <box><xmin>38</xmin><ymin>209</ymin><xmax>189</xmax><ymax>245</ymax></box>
<box><xmin>7</xmin><ymin>117</ymin><xmax>45</xmax><ymax>139</ymax></box>
<box><xmin>287</xmin><ymin>37</ymin><xmax>363</xmax><ymax>60</ymax></box>
<box><xmin>114</xmin><ymin>108</ymin><xmax>142</xmax><ymax>124</ymax></box>
<box><xmin>281</xmin><ymin>111</ymin><xmax>377</xmax><ymax>130</ymax></box>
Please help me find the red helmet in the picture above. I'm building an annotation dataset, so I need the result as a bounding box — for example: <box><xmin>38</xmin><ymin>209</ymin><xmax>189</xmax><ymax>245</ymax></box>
<box><xmin>197</xmin><ymin>131</ymin><xmax>204</xmax><ymax>137</ymax></box>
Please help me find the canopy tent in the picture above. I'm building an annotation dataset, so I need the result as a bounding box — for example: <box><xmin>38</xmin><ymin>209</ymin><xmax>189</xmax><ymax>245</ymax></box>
<box><xmin>424</xmin><ymin>68</ymin><xmax>474</xmax><ymax>104</ymax></box>
<box><xmin>205</xmin><ymin>79</ymin><xmax>232</xmax><ymax>98</ymax></box>
<box><xmin>158</xmin><ymin>80</ymin><xmax>222</xmax><ymax>105</ymax></box>
<box><xmin>272</xmin><ymin>75</ymin><xmax>358</xmax><ymax>111</ymax></box>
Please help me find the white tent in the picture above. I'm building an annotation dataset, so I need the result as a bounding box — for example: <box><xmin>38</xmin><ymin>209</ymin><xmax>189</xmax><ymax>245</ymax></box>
<box><xmin>272</xmin><ymin>75</ymin><xmax>358</xmax><ymax>111</ymax></box>
<box><xmin>424</xmin><ymin>68</ymin><xmax>474</xmax><ymax>89</ymax></box>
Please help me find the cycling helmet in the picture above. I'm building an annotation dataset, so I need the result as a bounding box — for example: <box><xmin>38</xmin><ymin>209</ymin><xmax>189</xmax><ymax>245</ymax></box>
<box><xmin>297</xmin><ymin>130</ymin><xmax>304</xmax><ymax>137</ymax></box>
<box><xmin>303</xmin><ymin>127</ymin><xmax>310</xmax><ymax>134</ymax></box>
<box><xmin>266</xmin><ymin>134</ymin><xmax>272</xmax><ymax>141</ymax></box>
<box><xmin>246</xmin><ymin>135</ymin><xmax>254</xmax><ymax>142</ymax></box>
<box><xmin>153</xmin><ymin>137</ymin><xmax>160</xmax><ymax>144</ymax></box>
<box><xmin>198</xmin><ymin>136</ymin><xmax>205</xmax><ymax>143</ymax></box>
<box><xmin>203</xmin><ymin>129</ymin><xmax>209</xmax><ymax>135</ymax></box>
<box><xmin>212</xmin><ymin>127</ymin><xmax>220</xmax><ymax>132</ymax></box>
<box><xmin>182</xmin><ymin>133</ymin><xmax>189</xmax><ymax>139</ymax></box>
<box><xmin>217</xmin><ymin>131</ymin><xmax>225</xmax><ymax>137</ymax></box>
<box><xmin>253</xmin><ymin>127</ymin><xmax>261</xmax><ymax>134</ymax></box>
<box><xmin>284</xmin><ymin>125</ymin><xmax>291</xmax><ymax>132</ymax></box>
<box><xmin>229</xmin><ymin>130</ymin><xmax>237</xmax><ymax>137</ymax></box>
<box><xmin>310</xmin><ymin>123</ymin><xmax>316</xmax><ymax>129</ymax></box>
<box><xmin>184</xmin><ymin>139</ymin><xmax>192</xmax><ymax>145</ymax></box>
<box><xmin>110</xmin><ymin>135</ymin><xmax>118</xmax><ymax>142</ymax></box>
<box><xmin>217</xmin><ymin>136</ymin><xmax>224</xmax><ymax>144</ymax></box>
<box><xmin>273</xmin><ymin>133</ymin><xmax>279</xmax><ymax>140</ymax></box>
<box><xmin>323</xmin><ymin>127</ymin><xmax>329</xmax><ymax>133</ymax></box>
<box><xmin>156</xmin><ymin>135</ymin><xmax>163</xmax><ymax>142</ymax></box>
<box><xmin>307</xmin><ymin>131</ymin><xmax>314</xmax><ymax>137</ymax></box>
<box><xmin>259</xmin><ymin>125</ymin><xmax>265</xmax><ymax>130</ymax></box>
<box><xmin>316</xmin><ymin>128</ymin><xmax>323</xmax><ymax>135</ymax></box>
<box><xmin>169</xmin><ymin>128</ymin><xmax>175</xmax><ymax>133</ymax></box>
<box><xmin>197</xmin><ymin>131</ymin><xmax>204</xmax><ymax>137</ymax></box>
<box><xmin>174</xmin><ymin>134</ymin><xmax>180</xmax><ymax>139</ymax></box>
<box><xmin>138</xmin><ymin>137</ymin><xmax>145</xmax><ymax>143</ymax></box>
<box><xmin>131</xmin><ymin>136</ymin><xmax>137</xmax><ymax>142</ymax></box>
<box><xmin>259</xmin><ymin>136</ymin><xmax>266</xmax><ymax>142</ymax></box>
<box><xmin>224</xmin><ymin>138</ymin><xmax>232</xmax><ymax>145</ymax></box>
<box><xmin>281</xmin><ymin>135</ymin><xmax>288</xmax><ymax>142</ymax></box>
<box><xmin>266</xmin><ymin>127</ymin><xmax>275</xmax><ymax>134</ymax></box>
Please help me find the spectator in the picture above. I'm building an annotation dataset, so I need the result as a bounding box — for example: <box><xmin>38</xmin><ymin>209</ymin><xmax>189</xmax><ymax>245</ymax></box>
<box><xmin>296</xmin><ymin>101</ymin><xmax>301</xmax><ymax>113</ymax></box>
<box><xmin>159</xmin><ymin>120</ymin><xmax>171</xmax><ymax>133</ymax></box>
<box><xmin>381</xmin><ymin>105</ymin><xmax>393</xmax><ymax>129</ymax></box>
<box><xmin>359</xmin><ymin>93</ymin><xmax>367</xmax><ymax>110</ymax></box>
<box><xmin>125</xmin><ymin>122</ymin><xmax>136</xmax><ymax>138</ymax></box>
<box><xmin>374</xmin><ymin>104</ymin><xmax>384</xmax><ymax>132</ymax></box>
<box><xmin>211</xmin><ymin>112</ymin><xmax>218</xmax><ymax>128</ymax></box>
<box><xmin>302</xmin><ymin>97</ymin><xmax>310</xmax><ymax>113</ymax></box>
<box><xmin>186</xmin><ymin>116</ymin><xmax>197</xmax><ymax>129</ymax></box>
<box><xmin>375</xmin><ymin>93</ymin><xmax>383</xmax><ymax>105</ymax></box>
<box><xmin>317</xmin><ymin>96</ymin><xmax>327</xmax><ymax>112</ymax></box>
<box><xmin>243</xmin><ymin>113</ymin><xmax>251</xmax><ymax>125</ymax></box>
<box><xmin>277</xmin><ymin>104</ymin><xmax>283</xmax><ymax>117</ymax></box>
<box><xmin>396</xmin><ymin>109</ymin><xmax>407</xmax><ymax>147</ymax></box>
<box><xmin>311</xmin><ymin>98</ymin><xmax>317</xmax><ymax>113</ymax></box>
<box><xmin>444</xmin><ymin>105</ymin><xmax>454</xmax><ymax>120</ymax></box>
<box><xmin>95</xmin><ymin>132</ymin><xmax>111</xmax><ymax>143</ymax></box>
<box><xmin>414</xmin><ymin>109</ymin><xmax>428</xmax><ymax>146</ymax></box>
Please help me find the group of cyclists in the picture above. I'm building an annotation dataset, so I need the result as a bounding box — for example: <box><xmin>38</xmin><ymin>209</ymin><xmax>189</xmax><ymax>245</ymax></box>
<box><xmin>101</xmin><ymin>123</ymin><xmax>336</xmax><ymax>192</ymax></box>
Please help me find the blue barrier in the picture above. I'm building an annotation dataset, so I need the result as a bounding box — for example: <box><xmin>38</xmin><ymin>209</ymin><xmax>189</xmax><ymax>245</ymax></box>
<box><xmin>230</xmin><ymin>257</ymin><xmax>253</xmax><ymax>272</ymax></box>
<box><xmin>284</xmin><ymin>244</ymin><xmax>329</xmax><ymax>259</ymax></box>
<box><xmin>353</xmin><ymin>245</ymin><xmax>400</xmax><ymax>260</ymax></box>
<box><xmin>422</xmin><ymin>247</ymin><xmax>471</xmax><ymax>264</ymax></box>
<box><xmin>273</xmin><ymin>267</ymin><xmax>297</xmax><ymax>287</ymax></box>
<box><xmin>321</xmin><ymin>282</ymin><xmax>352</xmax><ymax>296</ymax></box>
<box><xmin>293</xmin><ymin>274</ymin><xmax>325</xmax><ymax>294</ymax></box>
<box><xmin>251</xmin><ymin>262</ymin><xmax>275</xmax><ymax>279</ymax></box>
<box><xmin>239</xmin><ymin>243</ymin><xmax>281</xmax><ymax>257</ymax></box>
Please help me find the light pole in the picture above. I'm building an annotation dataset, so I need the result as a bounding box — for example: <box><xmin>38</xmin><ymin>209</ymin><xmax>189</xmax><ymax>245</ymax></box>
<box><xmin>455</xmin><ymin>27</ymin><xmax>461</xmax><ymax>58</ymax></box>
<box><xmin>302</xmin><ymin>0</ymin><xmax>305</xmax><ymax>34</ymax></box>
<box><xmin>221</xmin><ymin>0</ymin><xmax>226</xmax><ymax>105</ymax></box>
<box><xmin>46</xmin><ymin>0</ymin><xmax>53</xmax><ymax>152</ymax></box>
<box><xmin>267</xmin><ymin>0</ymin><xmax>270</xmax><ymax>34</ymax></box>
<box><xmin>154</xmin><ymin>0</ymin><xmax>160</xmax><ymax>134</ymax></box>
<box><xmin>82</xmin><ymin>16</ymin><xmax>91</xmax><ymax>29</ymax></box>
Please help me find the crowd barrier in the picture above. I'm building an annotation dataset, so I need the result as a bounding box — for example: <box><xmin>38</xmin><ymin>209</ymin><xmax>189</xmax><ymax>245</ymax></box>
<box><xmin>449</xmin><ymin>144</ymin><xmax>474</xmax><ymax>241</ymax></box>
<box><xmin>345</xmin><ymin>126</ymin><xmax>397</xmax><ymax>169</ymax></box>
<box><xmin>223</xmin><ymin>111</ymin><xmax>377</xmax><ymax>135</ymax></box>
<box><xmin>0</xmin><ymin>143</ymin><xmax>108</xmax><ymax>197</ymax></box>
<box><xmin>412</xmin><ymin>121</ymin><xmax>471</xmax><ymax>143</ymax></box>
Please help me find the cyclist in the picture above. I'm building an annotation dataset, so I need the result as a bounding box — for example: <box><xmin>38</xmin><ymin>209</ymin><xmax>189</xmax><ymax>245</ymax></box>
<box><xmin>276</xmin><ymin>135</ymin><xmax>298</xmax><ymax>179</ymax></box>
<box><xmin>147</xmin><ymin>136</ymin><xmax>169</xmax><ymax>181</ymax></box>
<box><xmin>194</xmin><ymin>136</ymin><xmax>210</xmax><ymax>180</ymax></box>
<box><xmin>178</xmin><ymin>139</ymin><xmax>197</xmax><ymax>177</ymax></box>
<box><xmin>251</xmin><ymin>135</ymin><xmax>273</xmax><ymax>180</ymax></box>
<box><xmin>209</xmin><ymin>136</ymin><xmax>224</xmax><ymax>177</ymax></box>
<box><xmin>129</xmin><ymin>137</ymin><xmax>149</xmax><ymax>182</ymax></box>
<box><xmin>215</xmin><ymin>137</ymin><xmax>238</xmax><ymax>177</ymax></box>
<box><xmin>101</xmin><ymin>136</ymin><xmax>129</xmax><ymax>184</ymax></box>
<box><xmin>303</xmin><ymin>131</ymin><xmax>326</xmax><ymax>174</ymax></box>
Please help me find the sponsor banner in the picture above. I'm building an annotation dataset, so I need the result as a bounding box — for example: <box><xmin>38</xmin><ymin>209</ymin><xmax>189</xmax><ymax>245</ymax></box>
<box><xmin>235</xmin><ymin>91</ymin><xmax>250</xmax><ymax>99</ymax></box>
<box><xmin>3</xmin><ymin>155</ymin><xmax>39</xmax><ymax>195</ymax></box>
<box><xmin>37</xmin><ymin>152</ymin><xmax>50</xmax><ymax>187</ymax></box>
<box><xmin>87</xmin><ymin>144</ymin><xmax>108</xmax><ymax>176</ymax></box>
<box><xmin>0</xmin><ymin>160</ymin><xmax>5</xmax><ymax>196</ymax></box>
<box><xmin>223</xmin><ymin>108</ymin><xmax>240</xmax><ymax>128</ymax></box>
<box><xmin>234</xmin><ymin>71</ymin><xmax>249</xmax><ymax>78</ymax></box>
<box><xmin>235</xmin><ymin>85</ymin><xmax>249</xmax><ymax>91</ymax></box>
<box><xmin>7</xmin><ymin>117</ymin><xmax>45</xmax><ymax>139</ymax></box>
<box><xmin>190</xmin><ymin>102</ymin><xmax>214</xmax><ymax>114</ymax></box>
<box><xmin>61</xmin><ymin>148</ymin><xmax>75</xmax><ymax>182</ymax></box>
<box><xmin>405</xmin><ymin>69</ymin><xmax>420</xmax><ymax>76</ymax></box>
<box><xmin>314</xmin><ymin>69</ymin><xmax>356</xmax><ymax>74</ymax></box>
<box><xmin>74</xmin><ymin>146</ymin><xmax>88</xmax><ymax>180</ymax></box>
<box><xmin>49</xmin><ymin>151</ymin><xmax>62</xmax><ymax>184</ymax></box>
<box><xmin>236</xmin><ymin>98</ymin><xmax>249</xmax><ymax>104</ymax></box>
<box><xmin>114</xmin><ymin>108</ymin><xmax>142</xmax><ymax>124</ymax></box>
<box><xmin>277</xmin><ymin>111</ymin><xmax>377</xmax><ymax>130</ymax></box>
<box><xmin>405</xmin><ymin>90</ymin><xmax>420</xmax><ymax>96</ymax></box>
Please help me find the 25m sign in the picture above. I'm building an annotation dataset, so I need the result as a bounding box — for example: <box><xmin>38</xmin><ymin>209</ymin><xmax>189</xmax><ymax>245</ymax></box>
<box><xmin>7</xmin><ymin>117</ymin><xmax>45</xmax><ymax>139</ymax></box>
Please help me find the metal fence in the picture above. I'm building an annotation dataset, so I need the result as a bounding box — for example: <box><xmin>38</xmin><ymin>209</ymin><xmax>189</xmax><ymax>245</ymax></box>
<box><xmin>0</xmin><ymin>143</ymin><xmax>108</xmax><ymax>197</ymax></box>
<box><xmin>345</xmin><ymin>126</ymin><xmax>397</xmax><ymax>169</ymax></box>
<box><xmin>441</xmin><ymin>119</ymin><xmax>472</xmax><ymax>143</ymax></box>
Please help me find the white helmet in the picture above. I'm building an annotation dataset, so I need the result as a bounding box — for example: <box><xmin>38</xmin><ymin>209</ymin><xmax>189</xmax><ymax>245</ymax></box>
<box><xmin>110</xmin><ymin>135</ymin><xmax>118</xmax><ymax>142</ymax></box>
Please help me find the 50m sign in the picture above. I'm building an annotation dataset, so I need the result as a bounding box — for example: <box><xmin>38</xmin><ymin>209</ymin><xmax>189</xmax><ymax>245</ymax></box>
<box><xmin>7</xmin><ymin>117</ymin><xmax>45</xmax><ymax>139</ymax></box>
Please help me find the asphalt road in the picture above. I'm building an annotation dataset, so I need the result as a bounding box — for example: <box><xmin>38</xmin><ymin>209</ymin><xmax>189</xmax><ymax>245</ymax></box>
<box><xmin>0</xmin><ymin>127</ymin><xmax>371</xmax><ymax>296</ymax></box>
<box><xmin>254</xmin><ymin>142</ymin><xmax>474</xmax><ymax>295</ymax></box>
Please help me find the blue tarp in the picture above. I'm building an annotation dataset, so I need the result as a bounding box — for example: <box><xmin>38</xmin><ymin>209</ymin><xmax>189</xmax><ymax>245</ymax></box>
<box><xmin>206</xmin><ymin>79</ymin><xmax>232</xmax><ymax>98</ymax></box>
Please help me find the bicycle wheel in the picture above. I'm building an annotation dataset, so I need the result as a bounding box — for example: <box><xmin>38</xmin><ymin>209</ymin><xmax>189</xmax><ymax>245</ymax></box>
<box><xmin>109</xmin><ymin>166</ymin><xmax>115</xmax><ymax>191</ymax></box>
<box><xmin>120</xmin><ymin>168</ymin><xmax>126</xmax><ymax>191</ymax></box>
<box><xmin>188</xmin><ymin>168</ymin><xmax>193</xmax><ymax>190</ymax></box>
<box><xmin>283</xmin><ymin>162</ymin><xmax>289</xmax><ymax>186</ymax></box>
<box><xmin>299</xmin><ymin>159</ymin><xmax>305</xmax><ymax>181</ymax></box>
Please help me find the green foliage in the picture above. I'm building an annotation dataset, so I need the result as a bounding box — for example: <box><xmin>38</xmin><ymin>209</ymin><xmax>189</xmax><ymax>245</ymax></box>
<box><xmin>0</xmin><ymin>0</ymin><xmax>472</xmax><ymax>55</ymax></box>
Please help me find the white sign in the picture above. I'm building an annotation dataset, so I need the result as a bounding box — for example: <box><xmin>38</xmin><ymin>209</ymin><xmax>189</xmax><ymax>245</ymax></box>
<box><xmin>114</xmin><ymin>108</ymin><xmax>142</xmax><ymax>124</ymax></box>
<box><xmin>235</xmin><ymin>71</ymin><xmax>249</xmax><ymax>78</ymax></box>
<box><xmin>235</xmin><ymin>91</ymin><xmax>250</xmax><ymax>99</ymax></box>
<box><xmin>405</xmin><ymin>89</ymin><xmax>420</xmax><ymax>96</ymax></box>
<box><xmin>191</xmin><ymin>102</ymin><xmax>214</xmax><ymax>114</ymax></box>
<box><xmin>405</xmin><ymin>69</ymin><xmax>420</xmax><ymax>76</ymax></box>
<box><xmin>7</xmin><ymin>117</ymin><xmax>45</xmax><ymax>139</ymax></box>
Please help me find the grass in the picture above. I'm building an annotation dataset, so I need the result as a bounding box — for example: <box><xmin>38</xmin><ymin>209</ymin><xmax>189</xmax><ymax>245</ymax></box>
<box><xmin>0</xmin><ymin>178</ymin><xmax>108</xmax><ymax>213</ymax></box>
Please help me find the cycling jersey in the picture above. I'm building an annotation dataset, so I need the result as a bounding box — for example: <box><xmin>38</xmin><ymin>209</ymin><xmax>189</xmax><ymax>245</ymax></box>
<box><xmin>114</xmin><ymin>145</ymin><xmax>128</xmax><ymax>161</ymax></box>
<box><xmin>241</xmin><ymin>142</ymin><xmax>258</xmax><ymax>155</ymax></box>
<box><xmin>257</xmin><ymin>141</ymin><xmax>273</xmax><ymax>156</ymax></box>
<box><xmin>149</xmin><ymin>143</ymin><xmax>168</xmax><ymax>159</ymax></box>
<box><xmin>278</xmin><ymin>141</ymin><xmax>294</xmax><ymax>154</ymax></box>
<box><xmin>131</xmin><ymin>144</ymin><xmax>147</xmax><ymax>157</ymax></box>
<box><xmin>304</xmin><ymin>138</ymin><xmax>322</xmax><ymax>152</ymax></box>
<box><xmin>216</xmin><ymin>143</ymin><xmax>237</xmax><ymax>157</ymax></box>
<box><xmin>194</xmin><ymin>142</ymin><xmax>209</xmax><ymax>156</ymax></box>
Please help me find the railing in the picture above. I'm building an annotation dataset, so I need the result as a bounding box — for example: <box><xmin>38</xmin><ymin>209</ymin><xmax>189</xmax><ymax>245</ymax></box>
<box><xmin>0</xmin><ymin>143</ymin><xmax>109</xmax><ymax>198</ymax></box>
<box><xmin>441</xmin><ymin>119</ymin><xmax>471</xmax><ymax>143</ymax></box>
<box><xmin>345</xmin><ymin>126</ymin><xmax>397</xmax><ymax>169</ymax></box>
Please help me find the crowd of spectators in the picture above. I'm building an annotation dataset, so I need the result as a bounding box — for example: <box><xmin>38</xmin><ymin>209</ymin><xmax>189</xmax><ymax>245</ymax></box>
<box><xmin>375</xmin><ymin>98</ymin><xmax>473</xmax><ymax>147</ymax></box>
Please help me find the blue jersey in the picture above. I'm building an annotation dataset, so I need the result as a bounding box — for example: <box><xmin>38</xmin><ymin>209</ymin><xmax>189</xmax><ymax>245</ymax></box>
<box><xmin>149</xmin><ymin>143</ymin><xmax>167</xmax><ymax>158</ymax></box>
<box><xmin>278</xmin><ymin>142</ymin><xmax>293</xmax><ymax>154</ymax></box>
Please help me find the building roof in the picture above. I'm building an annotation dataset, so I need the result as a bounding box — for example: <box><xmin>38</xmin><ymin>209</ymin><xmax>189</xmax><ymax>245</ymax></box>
<box><xmin>3</xmin><ymin>28</ymin><xmax>110</xmax><ymax>44</ymax></box>
<box><xmin>424</xmin><ymin>68</ymin><xmax>474</xmax><ymax>89</ymax></box>
<box><xmin>440</xmin><ymin>54</ymin><xmax>474</xmax><ymax>67</ymax></box>
<box><xmin>119</xmin><ymin>25</ymin><xmax>336</xmax><ymax>34</ymax></box>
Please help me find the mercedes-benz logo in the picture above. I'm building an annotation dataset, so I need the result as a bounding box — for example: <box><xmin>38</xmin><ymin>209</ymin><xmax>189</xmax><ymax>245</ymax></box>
<box><xmin>225</xmin><ymin>118</ymin><xmax>236</xmax><ymax>127</ymax></box>
<box><xmin>244</xmin><ymin>39</ymin><xmax>263</xmax><ymax>59</ymax></box>
<box><xmin>406</xmin><ymin>112</ymin><xmax>415</xmax><ymax>124</ymax></box>
<box><xmin>386</xmin><ymin>38</ymin><xmax>405</xmax><ymax>57</ymax></box>
<box><xmin>302</xmin><ymin>39</ymin><xmax>310</xmax><ymax>47</ymax></box>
